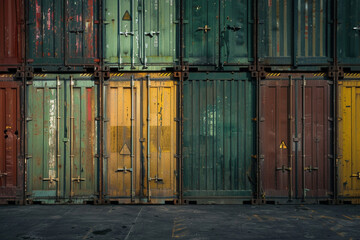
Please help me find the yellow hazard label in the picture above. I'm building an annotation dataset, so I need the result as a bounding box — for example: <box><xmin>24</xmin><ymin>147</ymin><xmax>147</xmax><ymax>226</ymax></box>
<box><xmin>34</xmin><ymin>74</ymin><xmax>47</xmax><ymax>77</ymax></box>
<box><xmin>120</xmin><ymin>144</ymin><xmax>131</xmax><ymax>155</ymax></box>
<box><xmin>159</xmin><ymin>73</ymin><xmax>172</xmax><ymax>77</ymax></box>
<box><xmin>344</xmin><ymin>73</ymin><xmax>360</xmax><ymax>78</ymax></box>
<box><xmin>122</xmin><ymin>10</ymin><xmax>131</xmax><ymax>21</ymax></box>
<box><xmin>110</xmin><ymin>73</ymin><xmax>124</xmax><ymax>77</ymax></box>
<box><xmin>80</xmin><ymin>73</ymin><xmax>93</xmax><ymax>77</ymax></box>
<box><xmin>280</xmin><ymin>141</ymin><xmax>287</xmax><ymax>149</ymax></box>
<box><xmin>6</xmin><ymin>126</ymin><xmax>12</xmax><ymax>129</ymax></box>
<box><xmin>267</xmin><ymin>73</ymin><xmax>281</xmax><ymax>77</ymax></box>
<box><xmin>0</xmin><ymin>74</ymin><xmax>14</xmax><ymax>78</ymax></box>
<box><xmin>313</xmin><ymin>73</ymin><xmax>325</xmax><ymax>77</ymax></box>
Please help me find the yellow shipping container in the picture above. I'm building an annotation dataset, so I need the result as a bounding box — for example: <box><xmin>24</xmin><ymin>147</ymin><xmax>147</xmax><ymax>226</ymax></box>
<box><xmin>104</xmin><ymin>73</ymin><xmax>178</xmax><ymax>204</ymax></box>
<box><xmin>338</xmin><ymin>80</ymin><xmax>360</xmax><ymax>203</ymax></box>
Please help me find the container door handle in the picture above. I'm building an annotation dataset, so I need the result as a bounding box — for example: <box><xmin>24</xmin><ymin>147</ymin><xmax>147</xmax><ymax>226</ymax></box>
<box><xmin>197</xmin><ymin>25</ymin><xmax>211</xmax><ymax>33</ymax></box>
<box><xmin>304</xmin><ymin>166</ymin><xmax>319</xmax><ymax>172</ymax></box>
<box><xmin>0</xmin><ymin>171</ymin><xmax>8</xmax><ymax>177</ymax></box>
<box><xmin>353</xmin><ymin>26</ymin><xmax>360</xmax><ymax>31</ymax></box>
<box><xmin>120</xmin><ymin>31</ymin><xmax>134</xmax><ymax>37</ymax></box>
<box><xmin>69</xmin><ymin>30</ymin><xmax>84</xmax><ymax>34</ymax></box>
<box><xmin>227</xmin><ymin>25</ymin><xmax>241</xmax><ymax>31</ymax></box>
<box><xmin>144</xmin><ymin>31</ymin><xmax>160</xmax><ymax>38</ymax></box>
<box><xmin>350</xmin><ymin>172</ymin><xmax>360</xmax><ymax>179</ymax></box>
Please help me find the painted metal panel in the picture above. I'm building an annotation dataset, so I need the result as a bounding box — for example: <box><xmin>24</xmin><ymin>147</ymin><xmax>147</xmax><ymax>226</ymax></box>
<box><xmin>0</xmin><ymin>0</ymin><xmax>24</xmax><ymax>71</ymax></box>
<box><xmin>103</xmin><ymin>0</ymin><xmax>178</xmax><ymax>70</ymax></box>
<box><xmin>260</xmin><ymin>74</ymin><xmax>332</xmax><ymax>202</ymax></box>
<box><xmin>104</xmin><ymin>73</ymin><xmax>178</xmax><ymax>203</ymax></box>
<box><xmin>0</xmin><ymin>81</ymin><xmax>22</xmax><ymax>204</ymax></box>
<box><xmin>338</xmin><ymin>80</ymin><xmax>360</xmax><ymax>200</ymax></box>
<box><xmin>184</xmin><ymin>0</ymin><xmax>253</xmax><ymax>69</ymax></box>
<box><xmin>258</xmin><ymin>0</ymin><xmax>332</xmax><ymax>66</ymax></box>
<box><xmin>26</xmin><ymin>75</ymin><xmax>99</xmax><ymax>204</ymax></box>
<box><xmin>27</xmin><ymin>0</ymin><xmax>100</xmax><ymax>70</ymax></box>
<box><xmin>183</xmin><ymin>73</ymin><xmax>255</xmax><ymax>203</ymax></box>
<box><xmin>337</xmin><ymin>0</ymin><xmax>360</xmax><ymax>65</ymax></box>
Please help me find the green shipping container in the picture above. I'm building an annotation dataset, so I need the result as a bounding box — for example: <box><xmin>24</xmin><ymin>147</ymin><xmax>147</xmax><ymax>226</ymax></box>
<box><xmin>26</xmin><ymin>74</ymin><xmax>99</xmax><ymax>204</ymax></box>
<box><xmin>337</xmin><ymin>0</ymin><xmax>360</xmax><ymax>65</ymax></box>
<box><xmin>183</xmin><ymin>0</ymin><xmax>254</xmax><ymax>70</ymax></box>
<box><xmin>258</xmin><ymin>0</ymin><xmax>333</xmax><ymax>66</ymax></box>
<box><xmin>183</xmin><ymin>73</ymin><xmax>256</xmax><ymax>204</ymax></box>
<box><xmin>103</xmin><ymin>0</ymin><xmax>179</xmax><ymax>70</ymax></box>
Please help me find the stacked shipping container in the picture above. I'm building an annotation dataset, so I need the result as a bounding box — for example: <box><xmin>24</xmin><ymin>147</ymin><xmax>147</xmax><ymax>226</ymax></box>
<box><xmin>0</xmin><ymin>0</ymin><xmax>360</xmax><ymax>204</ymax></box>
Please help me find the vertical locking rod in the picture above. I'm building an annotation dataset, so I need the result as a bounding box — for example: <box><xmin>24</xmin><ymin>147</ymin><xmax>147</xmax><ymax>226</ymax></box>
<box><xmin>147</xmin><ymin>75</ymin><xmax>151</xmax><ymax>201</ymax></box>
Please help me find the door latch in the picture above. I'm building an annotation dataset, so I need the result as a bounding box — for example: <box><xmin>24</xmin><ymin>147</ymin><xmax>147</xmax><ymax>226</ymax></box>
<box><xmin>42</xmin><ymin>176</ymin><xmax>59</xmax><ymax>183</ymax></box>
<box><xmin>72</xmin><ymin>176</ymin><xmax>86</xmax><ymax>183</ymax></box>
<box><xmin>149</xmin><ymin>175</ymin><xmax>163</xmax><ymax>182</ymax></box>
<box><xmin>350</xmin><ymin>172</ymin><xmax>360</xmax><ymax>179</ymax></box>
<box><xmin>276</xmin><ymin>165</ymin><xmax>292</xmax><ymax>173</ymax></box>
<box><xmin>116</xmin><ymin>166</ymin><xmax>133</xmax><ymax>173</ymax></box>
<box><xmin>144</xmin><ymin>31</ymin><xmax>160</xmax><ymax>38</ymax></box>
<box><xmin>353</xmin><ymin>25</ymin><xmax>360</xmax><ymax>31</ymax></box>
<box><xmin>227</xmin><ymin>25</ymin><xmax>241</xmax><ymax>31</ymax></box>
<box><xmin>304</xmin><ymin>166</ymin><xmax>319</xmax><ymax>172</ymax></box>
<box><xmin>0</xmin><ymin>171</ymin><xmax>8</xmax><ymax>177</ymax></box>
<box><xmin>197</xmin><ymin>25</ymin><xmax>211</xmax><ymax>33</ymax></box>
<box><xmin>120</xmin><ymin>31</ymin><xmax>134</xmax><ymax>37</ymax></box>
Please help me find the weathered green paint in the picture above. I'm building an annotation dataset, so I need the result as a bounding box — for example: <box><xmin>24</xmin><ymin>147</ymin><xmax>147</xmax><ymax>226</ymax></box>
<box><xmin>26</xmin><ymin>75</ymin><xmax>99</xmax><ymax>204</ymax></box>
<box><xmin>338</xmin><ymin>0</ymin><xmax>360</xmax><ymax>65</ymax></box>
<box><xmin>258</xmin><ymin>0</ymin><xmax>332</xmax><ymax>65</ymax></box>
<box><xmin>103</xmin><ymin>0</ymin><xmax>178</xmax><ymax>70</ymax></box>
<box><xmin>27</xmin><ymin>0</ymin><xmax>100</xmax><ymax>70</ymax></box>
<box><xmin>184</xmin><ymin>0</ymin><xmax>253</xmax><ymax>69</ymax></box>
<box><xmin>183</xmin><ymin>73</ymin><xmax>255</xmax><ymax>202</ymax></box>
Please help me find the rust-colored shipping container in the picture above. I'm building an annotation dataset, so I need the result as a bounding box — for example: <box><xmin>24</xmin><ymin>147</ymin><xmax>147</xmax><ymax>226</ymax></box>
<box><xmin>259</xmin><ymin>73</ymin><xmax>333</xmax><ymax>203</ymax></box>
<box><xmin>0</xmin><ymin>0</ymin><xmax>25</xmax><ymax>71</ymax></box>
<box><xmin>104</xmin><ymin>73</ymin><xmax>178</xmax><ymax>204</ymax></box>
<box><xmin>0</xmin><ymin>76</ymin><xmax>23</xmax><ymax>204</ymax></box>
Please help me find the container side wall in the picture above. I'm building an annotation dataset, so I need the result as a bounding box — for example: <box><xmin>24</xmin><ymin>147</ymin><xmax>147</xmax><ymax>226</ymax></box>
<box><xmin>0</xmin><ymin>0</ymin><xmax>24</xmax><ymax>70</ymax></box>
<box><xmin>183</xmin><ymin>75</ymin><xmax>255</xmax><ymax>200</ymax></box>
<box><xmin>338</xmin><ymin>81</ymin><xmax>360</xmax><ymax>198</ymax></box>
<box><xmin>337</xmin><ymin>0</ymin><xmax>360</xmax><ymax>65</ymax></box>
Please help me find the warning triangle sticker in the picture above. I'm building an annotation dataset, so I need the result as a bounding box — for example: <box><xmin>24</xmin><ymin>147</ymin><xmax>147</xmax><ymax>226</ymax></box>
<box><xmin>120</xmin><ymin>144</ymin><xmax>131</xmax><ymax>155</ymax></box>
<box><xmin>122</xmin><ymin>10</ymin><xmax>131</xmax><ymax>21</ymax></box>
<box><xmin>279</xmin><ymin>141</ymin><xmax>287</xmax><ymax>149</ymax></box>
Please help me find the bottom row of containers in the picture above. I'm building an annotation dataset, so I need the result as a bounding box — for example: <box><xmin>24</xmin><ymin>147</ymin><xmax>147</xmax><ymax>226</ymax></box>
<box><xmin>0</xmin><ymin>72</ymin><xmax>359</xmax><ymax>204</ymax></box>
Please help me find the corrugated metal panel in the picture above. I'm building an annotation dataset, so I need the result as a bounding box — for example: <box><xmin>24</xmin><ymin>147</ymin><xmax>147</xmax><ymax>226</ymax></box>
<box><xmin>104</xmin><ymin>73</ymin><xmax>178</xmax><ymax>203</ymax></box>
<box><xmin>26</xmin><ymin>75</ymin><xmax>99</xmax><ymax>204</ymax></box>
<box><xmin>258</xmin><ymin>0</ymin><xmax>332</xmax><ymax>65</ymax></box>
<box><xmin>338</xmin><ymin>80</ymin><xmax>360</xmax><ymax>200</ymax></box>
<box><xmin>0</xmin><ymin>81</ymin><xmax>22</xmax><ymax>204</ymax></box>
<box><xmin>337</xmin><ymin>0</ymin><xmax>360</xmax><ymax>65</ymax></box>
<box><xmin>27</xmin><ymin>0</ymin><xmax>100</xmax><ymax>70</ymax></box>
<box><xmin>260</xmin><ymin>75</ymin><xmax>333</xmax><ymax>202</ymax></box>
<box><xmin>0</xmin><ymin>0</ymin><xmax>24</xmax><ymax>71</ymax></box>
<box><xmin>184</xmin><ymin>0</ymin><xmax>253</xmax><ymax>69</ymax></box>
<box><xmin>183</xmin><ymin>73</ymin><xmax>255</xmax><ymax>203</ymax></box>
<box><xmin>103</xmin><ymin>0</ymin><xmax>178</xmax><ymax>70</ymax></box>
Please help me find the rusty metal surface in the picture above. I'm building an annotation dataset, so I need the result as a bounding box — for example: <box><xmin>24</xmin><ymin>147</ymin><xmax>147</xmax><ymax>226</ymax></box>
<box><xmin>0</xmin><ymin>0</ymin><xmax>24</xmax><ymax>71</ymax></box>
<box><xmin>0</xmin><ymin>80</ymin><xmax>22</xmax><ymax>204</ymax></box>
<box><xmin>104</xmin><ymin>73</ymin><xmax>178</xmax><ymax>204</ymax></box>
<box><xmin>260</xmin><ymin>74</ymin><xmax>333</xmax><ymax>202</ymax></box>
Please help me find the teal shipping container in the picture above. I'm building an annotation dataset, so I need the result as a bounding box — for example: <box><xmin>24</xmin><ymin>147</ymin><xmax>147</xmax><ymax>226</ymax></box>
<box><xmin>258</xmin><ymin>0</ymin><xmax>333</xmax><ymax>66</ymax></box>
<box><xmin>103</xmin><ymin>0</ymin><xmax>179</xmax><ymax>71</ymax></box>
<box><xmin>183</xmin><ymin>0</ymin><xmax>254</xmax><ymax>70</ymax></box>
<box><xmin>26</xmin><ymin>74</ymin><xmax>99</xmax><ymax>204</ymax></box>
<box><xmin>183</xmin><ymin>73</ymin><xmax>256</xmax><ymax>204</ymax></box>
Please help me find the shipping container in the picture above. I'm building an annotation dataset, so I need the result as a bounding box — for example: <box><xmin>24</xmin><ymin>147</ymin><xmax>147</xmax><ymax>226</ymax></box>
<box><xmin>26</xmin><ymin>0</ymin><xmax>100</xmax><ymax>71</ymax></box>
<box><xmin>183</xmin><ymin>0</ymin><xmax>254</xmax><ymax>70</ymax></box>
<box><xmin>0</xmin><ymin>0</ymin><xmax>24</xmax><ymax>71</ymax></box>
<box><xmin>103</xmin><ymin>0</ymin><xmax>179</xmax><ymax>71</ymax></box>
<box><xmin>104</xmin><ymin>73</ymin><xmax>178</xmax><ymax>204</ymax></box>
<box><xmin>26</xmin><ymin>74</ymin><xmax>99</xmax><ymax>204</ymax></box>
<box><xmin>182</xmin><ymin>73</ymin><xmax>256</xmax><ymax>204</ymax></box>
<box><xmin>259</xmin><ymin>73</ymin><xmax>333</xmax><ymax>203</ymax></box>
<box><xmin>337</xmin><ymin>0</ymin><xmax>360</xmax><ymax>65</ymax></box>
<box><xmin>337</xmin><ymin>76</ymin><xmax>360</xmax><ymax>203</ymax></box>
<box><xmin>258</xmin><ymin>0</ymin><xmax>333</xmax><ymax>66</ymax></box>
<box><xmin>0</xmin><ymin>76</ymin><xmax>23</xmax><ymax>204</ymax></box>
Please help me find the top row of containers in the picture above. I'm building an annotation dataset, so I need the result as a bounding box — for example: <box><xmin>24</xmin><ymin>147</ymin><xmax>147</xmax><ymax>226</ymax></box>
<box><xmin>1</xmin><ymin>0</ymin><xmax>360</xmax><ymax>72</ymax></box>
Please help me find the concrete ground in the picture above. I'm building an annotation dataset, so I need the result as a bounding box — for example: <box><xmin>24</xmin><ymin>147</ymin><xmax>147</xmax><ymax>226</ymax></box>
<box><xmin>0</xmin><ymin>205</ymin><xmax>359</xmax><ymax>240</ymax></box>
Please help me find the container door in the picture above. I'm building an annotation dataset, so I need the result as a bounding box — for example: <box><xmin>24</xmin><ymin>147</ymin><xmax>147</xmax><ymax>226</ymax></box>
<box><xmin>338</xmin><ymin>0</ymin><xmax>360</xmax><ymax>65</ymax></box>
<box><xmin>0</xmin><ymin>0</ymin><xmax>24</xmax><ymax>70</ymax></box>
<box><xmin>27</xmin><ymin>0</ymin><xmax>64</xmax><ymax>66</ymax></box>
<box><xmin>103</xmin><ymin>0</ymin><xmax>139</xmax><ymax>68</ymax></box>
<box><xmin>144</xmin><ymin>80</ymin><xmax>177</xmax><ymax>202</ymax></box>
<box><xmin>0</xmin><ymin>82</ymin><xmax>20</xmax><ymax>200</ymax></box>
<box><xmin>106</xmin><ymin>81</ymin><xmax>141</xmax><ymax>202</ymax></box>
<box><xmin>65</xmin><ymin>80</ymin><xmax>98</xmax><ymax>200</ymax></box>
<box><xmin>66</xmin><ymin>0</ymin><xmax>99</xmax><ymax>65</ymax></box>
<box><xmin>220</xmin><ymin>0</ymin><xmax>253</xmax><ymax>66</ymax></box>
<box><xmin>184</xmin><ymin>0</ymin><xmax>219</xmax><ymax>66</ymax></box>
<box><xmin>338</xmin><ymin>81</ymin><xmax>360</xmax><ymax>198</ymax></box>
<box><xmin>142</xmin><ymin>0</ymin><xmax>176</xmax><ymax>67</ymax></box>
